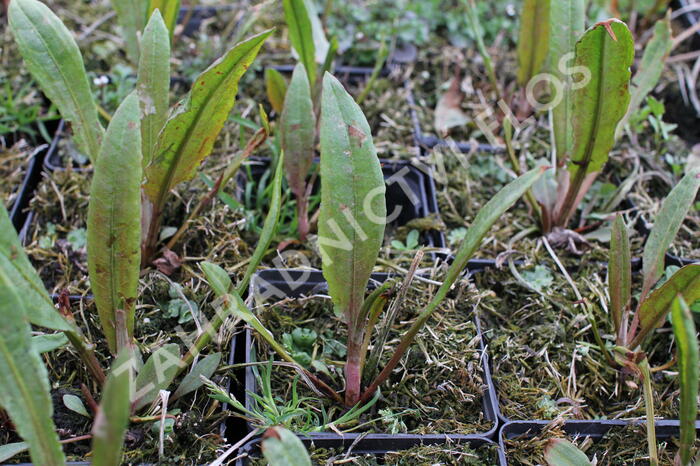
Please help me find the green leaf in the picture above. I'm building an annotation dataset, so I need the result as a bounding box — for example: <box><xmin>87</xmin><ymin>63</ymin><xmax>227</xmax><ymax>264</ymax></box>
<box><xmin>319</xmin><ymin>72</ymin><xmax>386</xmax><ymax>319</ymax></box>
<box><xmin>671</xmin><ymin>295</ymin><xmax>699</xmax><ymax>466</ymax></box>
<box><xmin>265</xmin><ymin>68</ymin><xmax>288</xmax><ymax>114</ymax></box>
<box><xmin>516</xmin><ymin>0</ymin><xmax>551</xmax><ymax>87</ymax></box>
<box><xmin>9</xmin><ymin>0</ymin><xmax>103</xmax><ymax>162</ymax></box>
<box><xmin>631</xmin><ymin>264</ymin><xmax>700</xmax><ymax>348</ymax></box>
<box><xmin>143</xmin><ymin>30</ymin><xmax>272</xmax><ymax>215</ymax></box>
<box><xmin>62</xmin><ymin>394</ymin><xmax>90</xmax><ymax>418</ymax></box>
<box><xmin>609</xmin><ymin>214</ymin><xmax>631</xmax><ymax>334</ymax></box>
<box><xmin>91</xmin><ymin>351</ymin><xmax>134</xmax><ymax>466</ymax></box>
<box><xmin>137</xmin><ymin>9</ymin><xmax>171</xmax><ymax>168</ymax></box>
<box><xmin>237</xmin><ymin>152</ymin><xmax>285</xmax><ymax>296</ymax></box>
<box><xmin>146</xmin><ymin>0</ymin><xmax>181</xmax><ymax>40</ymax></box>
<box><xmin>201</xmin><ymin>262</ymin><xmax>234</xmax><ymax>296</ymax></box>
<box><xmin>301</xmin><ymin>0</ymin><xmax>329</xmax><ymax>64</ymax></box>
<box><xmin>544</xmin><ymin>438</ymin><xmax>593</xmax><ymax>466</ymax></box>
<box><xmin>133</xmin><ymin>343</ymin><xmax>182</xmax><ymax>410</ymax></box>
<box><xmin>0</xmin><ymin>442</ymin><xmax>29</xmax><ymax>463</ymax></box>
<box><xmin>642</xmin><ymin>169</ymin><xmax>700</xmax><ymax>297</ymax></box>
<box><xmin>262</xmin><ymin>427</ymin><xmax>311</xmax><ymax>466</ymax></box>
<box><xmin>555</xmin><ymin>19</ymin><xmax>634</xmax><ymax>226</ymax></box>
<box><xmin>617</xmin><ymin>12</ymin><xmax>672</xmax><ymax>138</ymax></box>
<box><xmin>283</xmin><ymin>0</ymin><xmax>316</xmax><ymax>86</ymax></box>
<box><xmin>281</xmin><ymin>64</ymin><xmax>315</xmax><ymax>200</ymax></box>
<box><xmin>0</xmin><ymin>269</ymin><xmax>65</xmax><ymax>466</ymax></box>
<box><xmin>87</xmin><ymin>92</ymin><xmax>142</xmax><ymax>354</ymax></box>
<box><xmin>32</xmin><ymin>334</ymin><xmax>69</xmax><ymax>353</ymax></box>
<box><xmin>0</xmin><ymin>205</ymin><xmax>71</xmax><ymax>331</ymax></box>
<box><xmin>109</xmin><ymin>0</ymin><xmax>146</xmax><ymax>63</ymax></box>
<box><xmin>172</xmin><ymin>352</ymin><xmax>221</xmax><ymax>399</ymax></box>
<box><xmin>549</xmin><ymin>0</ymin><xmax>585</xmax><ymax>161</ymax></box>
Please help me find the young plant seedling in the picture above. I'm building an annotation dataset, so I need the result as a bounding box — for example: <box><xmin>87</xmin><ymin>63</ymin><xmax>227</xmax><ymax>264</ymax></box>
<box><xmin>601</xmin><ymin>168</ymin><xmax>700</xmax><ymax>465</ymax></box>
<box><xmin>9</xmin><ymin>0</ymin><xmax>272</xmax><ymax>266</ymax></box>
<box><xmin>202</xmin><ymin>71</ymin><xmax>545</xmax><ymax>410</ymax></box>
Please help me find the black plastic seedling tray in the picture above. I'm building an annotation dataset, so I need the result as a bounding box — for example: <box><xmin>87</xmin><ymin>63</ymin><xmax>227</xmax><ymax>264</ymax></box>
<box><xmin>235</xmin><ymin>433</ymin><xmax>506</xmax><ymax>465</ymax></box>
<box><xmin>499</xmin><ymin>419</ymin><xmax>700</xmax><ymax>466</ymax></box>
<box><xmin>237</xmin><ymin>156</ymin><xmax>447</xmax><ymax>254</ymax></box>
<box><xmin>228</xmin><ymin>267</ymin><xmax>500</xmax><ymax>447</ymax></box>
<box><xmin>7</xmin><ymin>143</ymin><xmax>47</xmax><ymax>233</ymax></box>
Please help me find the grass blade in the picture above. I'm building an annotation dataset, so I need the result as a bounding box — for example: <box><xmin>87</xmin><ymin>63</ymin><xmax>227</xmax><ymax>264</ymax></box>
<box><xmin>609</xmin><ymin>214</ymin><xmax>631</xmax><ymax>335</ymax></box>
<box><xmin>137</xmin><ymin>9</ymin><xmax>171</xmax><ymax>168</ymax></box>
<box><xmin>360</xmin><ymin>167</ymin><xmax>544</xmax><ymax>404</ymax></box>
<box><xmin>91</xmin><ymin>351</ymin><xmax>134</xmax><ymax>466</ymax></box>
<box><xmin>0</xmin><ymin>269</ymin><xmax>65</xmax><ymax>466</ymax></box>
<box><xmin>642</xmin><ymin>168</ymin><xmax>700</xmax><ymax>297</ymax></box>
<box><xmin>549</xmin><ymin>0</ymin><xmax>585</xmax><ymax>162</ymax></box>
<box><xmin>516</xmin><ymin>0</ymin><xmax>551</xmax><ymax>87</ymax></box>
<box><xmin>9</xmin><ymin>0</ymin><xmax>103</xmax><ymax>162</ymax></box>
<box><xmin>670</xmin><ymin>295</ymin><xmax>699</xmax><ymax>466</ymax></box>
<box><xmin>87</xmin><ymin>92</ymin><xmax>142</xmax><ymax>354</ymax></box>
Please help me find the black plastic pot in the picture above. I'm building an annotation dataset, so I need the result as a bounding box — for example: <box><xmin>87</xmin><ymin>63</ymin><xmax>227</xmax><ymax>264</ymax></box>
<box><xmin>237</xmin><ymin>156</ymin><xmax>447</xmax><ymax>255</ymax></box>
<box><xmin>405</xmin><ymin>84</ymin><xmax>504</xmax><ymax>154</ymax></box>
<box><xmin>7</xmin><ymin>142</ymin><xmax>47</xmax><ymax>234</ymax></box>
<box><xmin>499</xmin><ymin>419</ymin><xmax>700</xmax><ymax>465</ymax></box>
<box><xmin>177</xmin><ymin>4</ymin><xmax>238</xmax><ymax>37</ymax></box>
<box><xmin>228</xmin><ymin>267</ymin><xmax>500</xmax><ymax>446</ymax></box>
<box><xmin>235</xmin><ymin>434</ymin><xmax>505</xmax><ymax>465</ymax></box>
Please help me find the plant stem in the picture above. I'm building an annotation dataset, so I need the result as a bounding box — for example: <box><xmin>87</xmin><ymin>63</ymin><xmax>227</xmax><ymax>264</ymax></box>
<box><xmin>639</xmin><ymin>359</ymin><xmax>659</xmax><ymax>466</ymax></box>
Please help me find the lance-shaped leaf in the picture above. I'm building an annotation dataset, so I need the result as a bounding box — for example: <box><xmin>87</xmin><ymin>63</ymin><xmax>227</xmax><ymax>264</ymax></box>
<box><xmin>283</xmin><ymin>0</ymin><xmax>316</xmax><ymax>86</ymax></box>
<box><xmin>87</xmin><ymin>92</ymin><xmax>143</xmax><ymax>354</ymax></box>
<box><xmin>91</xmin><ymin>351</ymin><xmax>133</xmax><ymax>466</ymax></box>
<box><xmin>555</xmin><ymin>20</ymin><xmax>634</xmax><ymax>225</ymax></box>
<box><xmin>549</xmin><ymin>0</ymin><xmax>585</xmax><ymax>161</ymax></box>
<box><xmin>133</xmin><ymin>343</ymin><xmax>183</xmax><ymax>410</ymax></box>
<box><xmin>9</xmin><ymin>0</ymin><xmax>103</xmax><ymax>162</ymax></box>
<box><xmin>143</xmin><ymin>30</ymin><xmax>272</xmax><ymax>210</ymax></box>
<box><xmin>670</xmin><ymin>295</ymin><xmax>699</xmax><ymax>466</ymax></box>
<box><xmin>262</xmin><ymin>427</ymin><xmax>311</xmax><ymax>466</ymax></box>
<box><xmin>0</xmin><ymin>270</ymin><xmax>65</xmax><ymax>466</ymax></box>
<box><xmin>0</xmin><ymin>205</ymin><xmax>71</xmax><ymax>331</ymax></box>
<box><xmin>172</xmin><ymin>352</ymin><xmax>221</xmax><ymax>400</ymax></box>
<box><xmin>110</xmin><ymin>0</ymin><xmax>147</xmax><ymax>63</ymax></box>
<box><xmin>516</xmin><ymin>0</ymin><xmax>551</xmax><ymax>87</ymax></box>
<box><xmin>642</xmin><ymin>168</ymin><xmax>700</xmax><ymax>297</ymax></box>
<box><xmin>301</xmin><ymin>0</ymin><xmax>329</xmax><ymax>64</ymax></box>
<box><xmin>544</xmin><ymin>439</ymin><xmax>593</xmax><ymax>466</ymax></box>
<box><xmin>617</xmin><ymin>13</ymin><xmax>672</xmax><ymax>138</ymax></box>
<box><xmin>319</xmin><ymin>72</ymin><xmax>386</xmax><ymax>320</ymax></box>
<box><xmin>630</xmin><ymin>264</ymin><xmax>700</xmax><ymax>348</ymax></box>
<box><xmin>265</xmin><ymin>68</ymin><xmax>288</xmax><ymax>114</ymax></box>
<box><xmin>147</xmin><ymin>0</ymin><xmax>181</xmax><ymax>40</ymax></box>
<box><xmin>137</xmin><ymin>10</ymin><xmax>171</xmax><ymax>168</ymax></box>
<box><xmin>609</xmin><ymin>214</ymin><xmax>631</xmax><ymax>334</ymax></box>
<box><xmin>281</xmin><ymin>64</ymin><xmax>315</xmax><ymax>199</ymax></box>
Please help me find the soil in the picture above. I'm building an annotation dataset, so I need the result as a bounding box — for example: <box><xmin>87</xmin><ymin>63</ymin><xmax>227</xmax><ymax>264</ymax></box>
<box><xmin>504</xmin><ymin>422</ymin><xmax>700</xmax><ymax>465</ymax></box>
<box><xmin>247</xmin><ymin>271</ymin><xmax>493</xmax><ymax>435</ymax></box>
<box><xmin>0</xmin><ymin>141</ymin><xmax>32</xmax><ymax>212</ymax></box>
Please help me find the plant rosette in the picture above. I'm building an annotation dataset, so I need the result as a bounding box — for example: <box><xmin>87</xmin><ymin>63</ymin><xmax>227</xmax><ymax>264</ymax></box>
<box><xmin>237</xmin><ymin>269</ymin><xmax>499</xmax><ymax>439</ymax></box>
